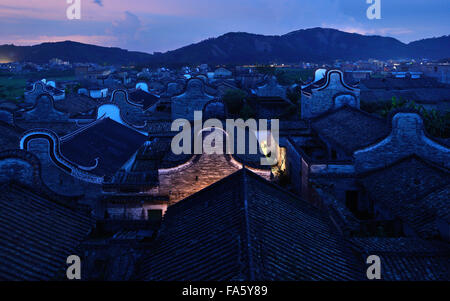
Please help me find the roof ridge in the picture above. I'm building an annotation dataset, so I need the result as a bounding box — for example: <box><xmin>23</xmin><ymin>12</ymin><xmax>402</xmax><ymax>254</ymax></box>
<box><xmin>6</xmin><ymin>181</ymin><xmax>81</xmax><ymax>210</ymax></box>
<box><xmin>60</xmin><ymin>117</ymin><xmax>105</xmax><ymax>142</ymax></box>
<box><xmin>409</xmin><ymin>180</ymin><xmax>450</xmax><ymax>206</ymax></box>
<box><xmin>243</xmin><ymin>168</ymin><xmax>322</xmax><ymax>212</ymax></box>
<box><xmin>163</xmin><ymin>169</ymin><xmax>247</xmax><ymax>212</ymax></box>
<box><xmin>240</xmin><ymin>167</ymin><xmax>255</xmax><ymax>280</ymax></box>
<box><xmin>358</xmin><ymin>153</ymin><xmax>450</xmax><ymax>177</ymax></box>
<box><xmin>311</xmin><ymin>104</ymin><xmax>385</xmax><ymax>123</ymax></box>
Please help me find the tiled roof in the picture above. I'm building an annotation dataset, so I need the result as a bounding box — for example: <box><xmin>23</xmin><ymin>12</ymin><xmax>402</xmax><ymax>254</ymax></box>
<box><xmin>137</xmin><ymin>137</ymin><xmax>193</xmax><ymax>170</ymax></box>
<box><xmin>0</xmin><ymin>183</ymin><xmax>94</xmax><ymax>280</ymax></box>
<box><xmin>107</xmin><ymin>142</ymin><xmax>159</xmax><ymax>189</ymax></box>
<box><xmin>54</xmin><ymin>94</ymin><xmax>98</xmax><ymax>114</ymax></box>
<box><xmin>0</xmin><ymin>121</ymin><xmax>23</xmax><ymax>151</ymax></box>
<box><xmin>139</xmin><ymin>169</ymin><xmax>364</xmax><ymax>281</ymax></box>
<box><xmin>360</xmin><ymin>156</ymin><xmax>450</xmax><ymax>238</ymax></box>
<box><xmin>60</xmin><ymin>118</ymin><xmax>148</xmax><ymax>176</ymax></box>
<box><xmin>361</xmin><ymin>156</ymin><xmax>449</xmax><ymax>205</ymax></box>
<box><xmin>350</xmin><ymin>238</ymin><xmax>450</xmax><ymax>281</ymax></box>
<box><xmin>146</xmin><ymin>121</ymin><xmax>173</xmax><ymax>136</ymax></box>
<box><xmin>106</xmin><ymin>137</ymin><xmax>194</xmax><ymax>190</ymax></box>
<box><xmin>311</xmin><ymin>105</ymin><xmax>389</xmax><ymax>155</ymax></box>
<box><xmin>420</xmin><ymin>184</ymin><xmax>450</xmax><ymax>223</ymax></box>
<box><xmin>128</xmin><ymin>90</ymin><xmax>160</xmax><ymax>111</ymax></box>
<box><xmin>392</xmin><ymin>184</ymin><xmax>450</xmax><ymax>238</ymax></box>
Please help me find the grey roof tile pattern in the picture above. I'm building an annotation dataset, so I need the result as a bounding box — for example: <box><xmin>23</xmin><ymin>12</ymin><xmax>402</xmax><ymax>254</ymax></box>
<box><xmin>0</xmin><ymin>183</ymin><xmax>94</xmax><ymax>280</ymax></box>
<box><xmin>311</xmin><ymin>105</ymin><xmax>389</xmax><ymax>155</ymax></box>
<box><xmin>361</xmin><ymin>156</ymin><xmax>450</xmax><ymax>238</ymax></box>
<box><xmin>350</xmin><ymin>237</ymin><xmax>450</xmax><ymax>281</ymax></box>
<box><xmin>139</xmin><ymin>169</ymin><xmax>364</xmax><ymax>281</ymax></box>
<box><xmin>60</xmin><ymin>118</ymin><xmax>148</xmax><ymax>176</ymax></box>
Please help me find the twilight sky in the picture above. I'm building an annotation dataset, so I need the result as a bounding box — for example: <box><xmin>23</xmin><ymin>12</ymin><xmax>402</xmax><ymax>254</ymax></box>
<box><xmin>0</xmin><ymin>0</ymin><xmax>449</xmax><ymax>53</ymax></box>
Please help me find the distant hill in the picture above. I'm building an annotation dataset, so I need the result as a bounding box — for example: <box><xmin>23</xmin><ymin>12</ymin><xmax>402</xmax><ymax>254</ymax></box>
<box><xmin>151</xmin><ymin>28</ymin><xmax>450</xmax><ymax>64</ymax></box>
<box><xmin>408</xmin><ymin>35</ymin><xmax>450</xmax><ymax>59</ymax></box>
<box><xmin>1</xmin><ymin>28</ymin><xmax>449</xmax><ymax>65</ymax></box>
<box><xmin>0</xmin><ymin>41</ymin><xmax>152</xmax><ymax>65</ymax></box>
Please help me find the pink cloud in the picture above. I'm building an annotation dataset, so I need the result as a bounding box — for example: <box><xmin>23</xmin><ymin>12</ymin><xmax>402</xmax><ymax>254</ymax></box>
<box><xmin>0</xmin><ymin>0</ymin><xmax>195</xmax><ymax>22</ymax></box>
<box><xmin>0</xmin><ymin>35</ymin><xmax>116</xmax><ymax>46</ymax></box>
<box><xmin>321</xmin><ymin>23</ymin><xmax>413</xmax><ymax>37</ymax></box>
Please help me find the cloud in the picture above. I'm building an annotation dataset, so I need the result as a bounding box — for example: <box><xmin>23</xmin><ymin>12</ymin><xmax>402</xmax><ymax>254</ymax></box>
<box><xmin>107</xmin><ymin>11</ymin><xmax>143</xmax><ymax>43</ymax></box>
<box><xmin>321</xmin><ymin>22</ymin><xmax>413</xmax><ymax>38</ymax></box>
<box><xmin>0</xmin><ymin>34</ymin><xmax>115</xmax><ymax>46</ymax></box>
<box><xmin>0</xmin><ymin>0</ymin><xmax>448</xmax><ymax>52</ymax></box>
<box><xmin>93</xmin><ymin>0</ymin><xmax>103</xmax><ymax>7</ymax></box>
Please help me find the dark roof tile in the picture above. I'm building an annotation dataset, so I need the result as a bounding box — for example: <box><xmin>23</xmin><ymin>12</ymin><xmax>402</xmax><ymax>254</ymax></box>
<box><xmin>60</xmin><ymin>118</ymin><xmax>147</xmax><ymax>176</ymax></box>
<box><xmin>139</xmin><ymin>169</ymin><xmax>364</xmax><ymax>281</ymax></box>
<box><xmin>350</xmin><ymin>237</ymin><xmax>450</xmax><ymax>281</ymax></box>
<box><xmin>0</xmin><ymin>183</ymin><xmax>94</xmax><ymax>280</ymax></box>
<box><xmin>311</xmin><ymin>106</ymin><xmax>389</xmax><ymax>155</ymax></box>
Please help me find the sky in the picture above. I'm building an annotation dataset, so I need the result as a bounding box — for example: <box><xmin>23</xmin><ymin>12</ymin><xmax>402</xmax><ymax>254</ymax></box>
<box><xmin>0</xmin><ymin>0</ymin><xmax>449</xmax><ymax>53</ymax></box>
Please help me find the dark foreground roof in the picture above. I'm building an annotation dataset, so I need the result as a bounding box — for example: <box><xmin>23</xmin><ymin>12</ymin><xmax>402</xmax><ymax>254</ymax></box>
<box><xmin>0</xmin><ymin>183</ymin><xmax>94</xmax><ymax>280</ymax></box>
<box><xmin>60</xmin><ymin>118</ymin><xmax>148</xmax><ymax>176</ymax></box>
<box><xmin>311</xmin><ymin>105</ymin><xmax>389</xmax><ymax>155</ymax></box>
<box><xmin>0</xmin><ymin>121</ymin><xmax>23</xmax><ymax>151</ymax></box>
<box><xmin>138</xmin><ymin>169</ymin><xmax>364</xmax><ymax>281</ymax></box>
<box><xmin>350</xmin><ymin>238</ymin><xmax>450</xmax><ymax>281</ymax></box>
<box><xmin>361</xmin><ymin>156</ymin><xmax>450</xmax><ymax>239</ymax></box>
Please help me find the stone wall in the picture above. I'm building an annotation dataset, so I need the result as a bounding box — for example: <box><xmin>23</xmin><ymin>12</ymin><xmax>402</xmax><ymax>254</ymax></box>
<box><xmin>302</xmin><ymin>70</ymin><xmax>360</xmax><ymax>119</ymax></box>
<box><xmin>354</xmin><ymin>112</ymin><xmax>450</xmax><ymax>172</ymax></box>
<box><xmin>158</xmin><ymin>154</ymin><xmax>240</xmax><ymax>203</ymax></box>
<box><xmin>24</xmin><ymin>82</ymin><xmax>46</xmax><ymax>105</ymax></box>
<box><xmin>171</xmin><ymin>78</ymin><xmax>214</xmax><ymax>120</ymax></box>
<box><xmin>285</xmin><ymin>139</ymin><xmax>302</xmax><ymax>194</ymax></box>
<box><xmin>158</xmin><ymin>153</ymin><xmax>270</xmax><ymax>203</ymax></box>
<box><xmin>111</xmin><ymin>90</ymin><xmax>147</xmax><ymax>126</ymax></box>
<box><xmin>20</xmin><ymin>94</ymin><xmax>69</xmax><ymax>122</ymax></box>
<box><xmin>26</xmin><ymin>138</ymin><xmax>102</xmax><ymax>199</ymax></box>
<box><xmin>256</xmin><ymin>76</ymin><xmax>287</xmax><ymax>99</ymax></box>
<box><xmin>165</xmin><ymin>82</ymin><xmax>183</xmax><ymax>97</ymax></box>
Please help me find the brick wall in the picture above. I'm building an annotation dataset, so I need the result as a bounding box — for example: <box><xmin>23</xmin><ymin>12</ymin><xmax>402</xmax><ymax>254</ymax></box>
<box><xmin>158</xmin><ymin>153</ymin><xmax>270</xmax><ymax>203</ymax></box>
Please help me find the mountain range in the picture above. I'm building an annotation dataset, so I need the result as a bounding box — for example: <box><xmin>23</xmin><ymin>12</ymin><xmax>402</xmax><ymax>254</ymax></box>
<box><xmin>0</xmin><ymin>28</ymin><xmax>449</xmax><ymax>65</ymax></box>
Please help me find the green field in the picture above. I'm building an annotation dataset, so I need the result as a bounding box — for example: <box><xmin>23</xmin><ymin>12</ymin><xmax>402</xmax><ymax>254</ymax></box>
<box><xmin>0</xmin><ymin>70</ymin><xmax>76</xmax><ymax>102</ymax></box>
<box><xmin>0</xmin><ymin>76</ymin><xmax>27</xmax><ymax>101</ymax></box>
